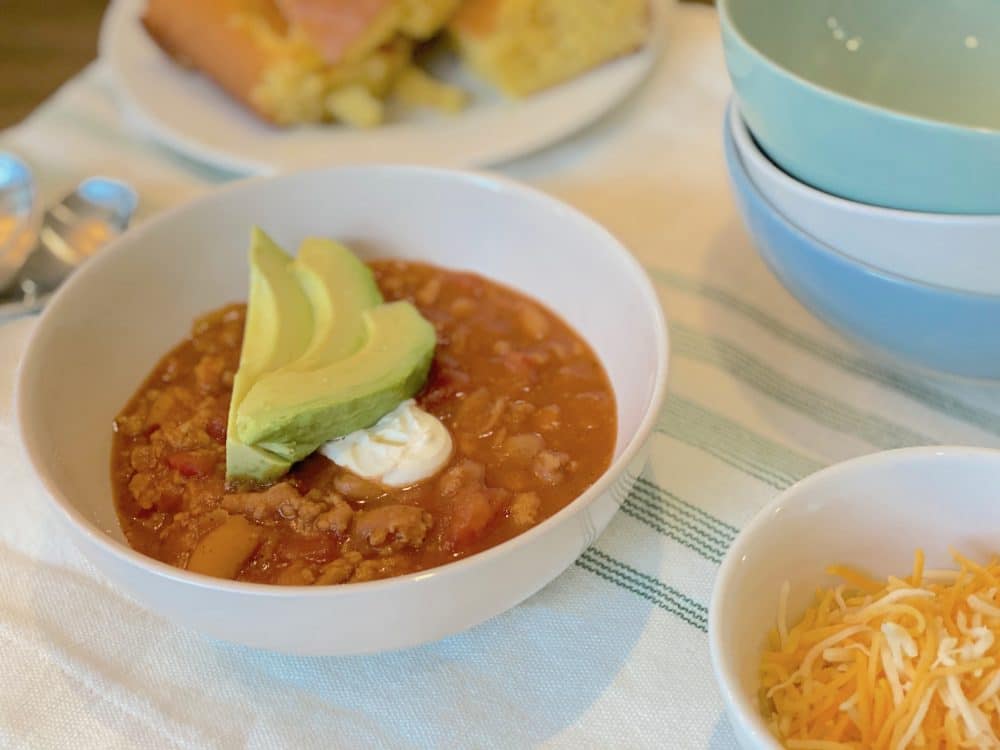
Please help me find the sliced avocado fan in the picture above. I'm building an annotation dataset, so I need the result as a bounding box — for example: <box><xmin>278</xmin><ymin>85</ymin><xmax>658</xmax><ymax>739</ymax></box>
<box><xmin>237</xmin><ymin>301</ymin><xmax>436</xmax><ymax>456</ymax></box>
<box><xmin>225</xmin><ymin>228</ymin><xmax>313</xmax><ymax>485</ymax></box>
<box><xmin>226</xmin><ymin>231</ymin><xmax>437</xmax><ymax>484</ymax></box>
<box><xmin>289</xmin><ymin>237</ymin><xmax>383</xmax><ymax>371</ymax></box>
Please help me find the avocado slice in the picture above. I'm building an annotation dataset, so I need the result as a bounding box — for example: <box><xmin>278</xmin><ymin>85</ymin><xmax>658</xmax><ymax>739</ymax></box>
<box><xmin>236</xmin><ymin>301</ymin><xmax>436</xmax><ymax>454</ymax></box>
<box><xmin>225</xmin><ymin>228</ymin><xmax>313</xmax><ymax>485</ymax></box>
<box><xmin>288</xmin><ymin>237</ymin><xmax>383</xmax><ymax>371</ymax></box>
<box><xmin>235</xmin><ymin>237</ymin><xmax>386</xmax><ymax>464</ymax></box>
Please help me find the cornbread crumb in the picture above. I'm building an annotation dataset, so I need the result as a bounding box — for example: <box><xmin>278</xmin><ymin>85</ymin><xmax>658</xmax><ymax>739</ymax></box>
<box><xmin>392</xmin><ymin>66</ymin><xmax>468</xmax><ymax>113</ymax></box>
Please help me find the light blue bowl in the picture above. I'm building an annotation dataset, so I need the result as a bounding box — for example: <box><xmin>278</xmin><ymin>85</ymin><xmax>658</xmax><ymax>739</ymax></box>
<box><xmin>723</xmin><ymin>109</ymin><xmax>1000</xmax><ymax>379</ymax></box>
<box><xmin>719</xmin><ymin>0</ymin><xmax>1000</xmax><ymax>214</ymax></box>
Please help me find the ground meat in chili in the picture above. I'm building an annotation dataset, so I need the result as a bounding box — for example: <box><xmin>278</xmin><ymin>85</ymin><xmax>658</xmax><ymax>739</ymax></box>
<box><xmin>111</xmin><ymin>260</ymin><xmax>616</xmax><ymax>584</ymax></box>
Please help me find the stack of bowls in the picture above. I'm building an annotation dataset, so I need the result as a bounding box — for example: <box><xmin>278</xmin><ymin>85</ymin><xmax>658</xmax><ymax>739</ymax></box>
<box><xmin>718</xmin><ymin>0</ymin><xmax>1000</xmax><ymax>379</ymax></box>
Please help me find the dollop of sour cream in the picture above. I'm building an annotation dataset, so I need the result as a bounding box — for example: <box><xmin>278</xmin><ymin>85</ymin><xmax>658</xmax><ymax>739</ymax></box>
<box><xmin>319</xmin><ymin>400</ymin><xmax>452</xmax><ymax>488</ymax></box>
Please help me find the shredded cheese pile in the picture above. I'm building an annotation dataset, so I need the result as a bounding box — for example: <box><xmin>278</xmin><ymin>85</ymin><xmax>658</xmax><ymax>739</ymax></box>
<box><xmin>760</xmin><ymin>550</ymin><xmax>1000</xmax><ymax>749</ymax></box>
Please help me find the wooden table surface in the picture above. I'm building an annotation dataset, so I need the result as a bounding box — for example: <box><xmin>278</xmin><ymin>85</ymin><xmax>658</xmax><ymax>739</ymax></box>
<box><xmin>0</xmin><ymin>0</ymin><xmax>109</xmax><ymax>128</ymax></box>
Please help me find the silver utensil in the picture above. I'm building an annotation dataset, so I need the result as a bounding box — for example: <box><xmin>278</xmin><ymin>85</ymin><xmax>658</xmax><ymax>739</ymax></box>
<box><xmin>12</xmin><ymin>176</ymin><xmax>139</xmax><ymax>294</ymax></box>
<box><xmin>0</xmin><ymin>152</ymin><xmax>38</xmax><ymax>293</ymax></box>
<box><xmin>0</xmin><ymin>170</ymin><xmax>138</xmax><ymax>321</ymax></box>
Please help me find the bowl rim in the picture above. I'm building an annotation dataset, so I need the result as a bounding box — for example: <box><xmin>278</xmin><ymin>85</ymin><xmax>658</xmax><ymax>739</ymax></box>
<box><xmin>708</xmin><ymin>445</ymin><xmax>1000</xmax><ymax>749</ymax></box>
<box><xmin>15</xmin><ymin>163</ymin><xmax>671</xmax><ymax>598</ymax></box>
<box><xmin>717</xmin><ymin>0</ymin><xmax>1000</xmax><ymax>139</ymax></box>
<box><xmin>727</xmin><ymin>100</ymin><xmax>1000</xmax><ymax>225</ymax></box>
<box><xmin>724</xmin><ymin>102</ymin><xmax>1000</xmax><ymax>302</ymax></box>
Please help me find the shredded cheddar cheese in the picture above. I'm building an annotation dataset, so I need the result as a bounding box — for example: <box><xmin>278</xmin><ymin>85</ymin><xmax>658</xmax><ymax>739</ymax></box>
<box><xmin>761</xmin><ymin>550</ymin><xmax>1000</xmax><ymax>749</ymax></box>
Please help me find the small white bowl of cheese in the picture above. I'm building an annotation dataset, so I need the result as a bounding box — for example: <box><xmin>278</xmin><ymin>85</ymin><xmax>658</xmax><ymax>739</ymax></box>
<box><xmin>709</xmin><ymin>446</ymin><xmax>1000</xmax><ymax>749</ymax></box>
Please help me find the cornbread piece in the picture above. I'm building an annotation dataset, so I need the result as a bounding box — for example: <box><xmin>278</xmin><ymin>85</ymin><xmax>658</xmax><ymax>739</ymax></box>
<box><xmin>276</xmin><ymin>0</ymin><xmax>402</xmax><ymax>64</ymax></box>
<box><xmin>142</xmin><ymin>0</ymin><xmax>289</xmax><ymax>121</ymax></box>
<box><xmin>254</xmin><ymin>37</ymin><xmax>413</xmax><ymax>127</ymax></box>
<box><xmin>142</xmin><ymin>0</ymin><xmax>464</xmax><ymax>127</ymax></box>
<box><xmin>277</xmin><ymin>0</ymin><xmax>463</xmax><ymax>63</ymax></box>
<box><xmin>399</xmin><ymin>0</ymin><xmax>464</xmax><ymax>38</ymax></box>
<box><xmin>449</xmin><ymin>0</ymin><xmax>650</xmax><ymax>97</ymax></box>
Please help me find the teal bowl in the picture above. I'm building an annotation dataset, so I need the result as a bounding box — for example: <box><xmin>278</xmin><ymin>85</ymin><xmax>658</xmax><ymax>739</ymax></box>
<box><xmin>719</xmin><ymin>0</ymin><xmax>1000</xmax><ymax>214</ymax></box>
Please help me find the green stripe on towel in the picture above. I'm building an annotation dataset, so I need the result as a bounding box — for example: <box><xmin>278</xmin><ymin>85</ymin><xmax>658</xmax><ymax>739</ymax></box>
<box><xmin>619</xmin><ymin>500</ymin><xmax>726</xmax><ymax>564</ymax></box>
<box><xmin>635</xmin><ymin>477</ymin><xmax>739</xmax><ymax>536</ymax></box>
<box><xmin>652</xmin><ymin>269</ymin><xmax>1000</xmax><ymax>438</ymax></box>
<box><xmin>626</xmin><ymin>485</ymin><xmax>732</xmax><ymax>549</ymax></box>
<box><xmin>671</xmin><ymin>324</ymin><xmax>933</xmax><ymax>449</ymax></box>
<box><xmin>575</xmin><ymin>548</ymin><xmax>708</xmax><ymax>632</ymax></box>
<box><xmin>658</xmin><ymin>396</ymin><xmax>823</xmax><ymax>490</ymax></box>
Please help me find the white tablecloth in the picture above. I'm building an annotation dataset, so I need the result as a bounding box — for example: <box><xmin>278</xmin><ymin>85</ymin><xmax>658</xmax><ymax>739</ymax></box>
<box><xmin>4</xmin><ymin>6</ymin><xmax>1000</xmax><ymax>748</ymax></box>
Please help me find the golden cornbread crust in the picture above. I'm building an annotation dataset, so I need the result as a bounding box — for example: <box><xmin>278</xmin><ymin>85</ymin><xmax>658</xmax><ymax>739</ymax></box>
<box><xmin>450</xmin><ymin>0</ymin><xmax>650</xmax><ymax>97</ymax></box>
<box><xmin>141</xmin><ymin>0</ymin><xmax>465</xmax><ymax>127</ymax></box>
<box><xmin>448</xmin><ymin>0</ymin><xmax>501</xmax><ymax>36</ymax></box>
<box><xmin>143</xmin><ymin>0</ymin><xmax>289</xmax><ymax>123</ymax></box>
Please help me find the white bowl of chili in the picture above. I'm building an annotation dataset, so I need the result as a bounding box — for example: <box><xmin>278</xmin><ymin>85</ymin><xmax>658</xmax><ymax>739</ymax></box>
<box><xmin>16</xmin><ymin>165</ymin><xmax>669</xmax><ymax>655</ymax></box>
<box><xmin>709</xmin><ymin>447</ymin><xmax>1000</xmax><ymax>748</ymax></box>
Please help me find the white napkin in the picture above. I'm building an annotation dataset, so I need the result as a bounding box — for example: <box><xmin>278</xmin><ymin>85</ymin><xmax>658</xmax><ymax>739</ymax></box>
<box><xmin>4</xmin><ymin>6</ymin><xmax>1000</xmax><ymax>748</ymax></box>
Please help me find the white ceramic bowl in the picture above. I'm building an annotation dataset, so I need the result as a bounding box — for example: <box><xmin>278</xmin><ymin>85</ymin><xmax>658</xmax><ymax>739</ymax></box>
<box><xmin>728</xmin><ymin>102</ymin><xmax>1000</xmax><ymax>296</ymax></box>
<box><xmin>16</xmin><ymin>165</ymin><xmax>669</xmax><ymax>656</ymax></box>
<box><xmin>709</xmin><ymin>447</ymin><xmax>1000</xmax><ymax>749</ymax></box>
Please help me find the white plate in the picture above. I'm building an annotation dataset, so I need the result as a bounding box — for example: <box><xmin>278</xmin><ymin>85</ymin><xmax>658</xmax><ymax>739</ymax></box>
<box><xmin>99</xmin><ymin>0</ymin><xmax>667</xmax><ymax>174</ymax></box>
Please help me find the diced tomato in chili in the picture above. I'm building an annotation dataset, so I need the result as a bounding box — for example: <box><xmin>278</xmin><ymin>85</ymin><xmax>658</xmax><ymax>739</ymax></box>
<box><xmin>166</xmin><ymin>451</ymin><xmax>217</xmax><ymax>478</ymax></box>
<box><xmin>445</xmin><ymin>490</ymin><xmax>499</xmax><ymax>550</ymax></box>
<box><xmin>206</xmin><ymin>415</ymin><xmax>227</xmax><ymax>443</ymax></box>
